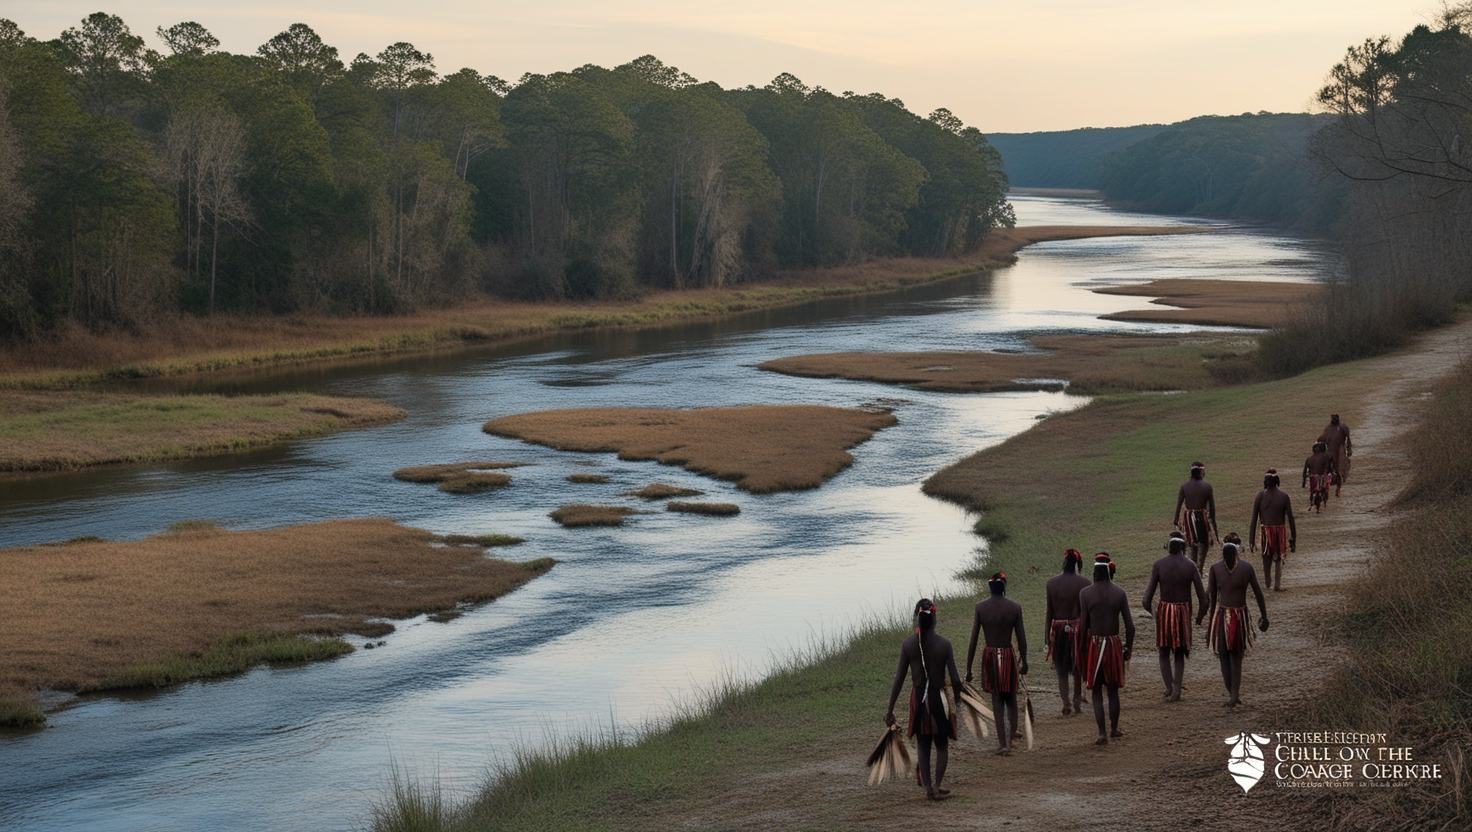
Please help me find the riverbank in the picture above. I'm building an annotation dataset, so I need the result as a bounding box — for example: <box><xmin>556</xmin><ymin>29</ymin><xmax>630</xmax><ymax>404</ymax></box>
<box><xmin>0</xmin><ymin>226</ymin><xmax>1210</xmax><ymax>392</ymax></box>
<box><xmin>0</xmin><ymin>392</ymin><xmax>404</xmax><ymax>473</ymax></box>
<box><xmin>371</xmin><ymin>318</ymin><xmax>1471</xmax><ymax>830</ymax></box>
<box><xmin>0</xmin><ymin>519</ymin><xmax>553</xmax><ymax>728</ymax></box>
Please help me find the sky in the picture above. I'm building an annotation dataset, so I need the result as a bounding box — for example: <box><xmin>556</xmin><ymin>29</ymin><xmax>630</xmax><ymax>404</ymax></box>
<box><xmin>7</xmin><ymin>1</ymin><xmax>1432</xmax><ymax>133</ymax></box>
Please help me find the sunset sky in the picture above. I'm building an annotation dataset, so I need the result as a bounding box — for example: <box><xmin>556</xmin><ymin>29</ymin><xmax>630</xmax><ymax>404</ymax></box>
<box><xmin>8</xmin><ymin>1</ymin><xmax>1428</xmax><ymax>132</ymax></box>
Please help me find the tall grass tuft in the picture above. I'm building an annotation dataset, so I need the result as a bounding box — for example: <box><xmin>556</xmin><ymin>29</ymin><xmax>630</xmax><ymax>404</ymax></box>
<box><xmin>0</xmin><ymin>697</ymin><xmax>46</xmax><ymax>728</ymax></box>
<box><xmin>370</xmin><ymin>764</ymin><xmax>454</xmax><ymax>832</ymax></box>
<box><xmin>90</xmin><ymin>633</ymin><xmax>353</xmax><ymax>691</ymax></box>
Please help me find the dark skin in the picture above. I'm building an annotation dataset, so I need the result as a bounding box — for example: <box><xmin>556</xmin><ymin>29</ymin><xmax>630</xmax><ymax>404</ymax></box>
<box><xmin>1143</xmin><ymin>545</ymin><xmax>1207</xmax><ymax>701</ymax></box>
<box><xmin>1198</xmin><ymin>547</ymin><xmax>1269</xmax><ymax>707</ymax></box>
<box><xmin>887</xmin><ymin>626</ymin><xmax>964</xmax><ymax>797</ymax></box>
<box><xmin>1318</xmin><ymin>418</ymin><xmax>1353</xmax><ymax>494</ymax></box>
<box><xmin>1303</xmin><ymin>449</ymin><xmax>1333</xmax><ymax>511</ymax></box>
<box><xmin>966</xmin><ymin>586</ymin><xmax>1029</xmax><ymax>752</ymax></box>
<box><xmin>1173</xmin><ymin>473</ymin><xmax>1219</xmax><ymax>571</ymax></box>
<box><xmin>1079</xmin><ymin>570</ymin><xmax>1135</xmax><ymax>744</ymax></box>
<box><xmin>1249</xmin><ymin>480</ymin><xmax>1297</xmax><ymax>591</ymax></box>
<box><xmin>1044</xmin><ymin>564</ymin><xmax>1091</xmax><ymax>713</ymax></box>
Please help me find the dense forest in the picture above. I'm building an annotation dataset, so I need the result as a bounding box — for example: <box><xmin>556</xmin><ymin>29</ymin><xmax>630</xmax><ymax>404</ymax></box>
<box><xmin>0</xmin><ymin>15</ymin><xmax>1013</xmax><ymax>335</ymax></box>
<box><xmin>983</xmin><ymin>124</ymin><xmax>1165</xmax><ymax>190</ymax></box>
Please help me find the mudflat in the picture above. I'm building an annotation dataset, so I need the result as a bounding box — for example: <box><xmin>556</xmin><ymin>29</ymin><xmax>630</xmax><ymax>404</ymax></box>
<box><xmin>1096</xmin><ymin>277</ymin><xmax>1324</xmax><ymax>328</ymax></box>
<box><xmin>484</xmin><ymin>405</ymin><xmax>898</xmax><ymax>493</ymax></box>
<box><xmin>0</xmin><ymin>519</ymin><xmax>551</xmax><ymax>714</ymax></box>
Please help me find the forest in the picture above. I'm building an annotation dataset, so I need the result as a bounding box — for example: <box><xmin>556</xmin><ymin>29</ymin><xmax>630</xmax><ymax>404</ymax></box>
<box><xmin>0</xmin><ymin>15</ymin><xmax>1014</xmax><ymax>336</ymax></box>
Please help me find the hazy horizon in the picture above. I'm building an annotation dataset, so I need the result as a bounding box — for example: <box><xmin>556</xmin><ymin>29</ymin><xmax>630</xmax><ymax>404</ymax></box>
<box><xmin>7</xmin><ymin>1</ymin><xmax>1428</xmax><ymax>133</ymax></box>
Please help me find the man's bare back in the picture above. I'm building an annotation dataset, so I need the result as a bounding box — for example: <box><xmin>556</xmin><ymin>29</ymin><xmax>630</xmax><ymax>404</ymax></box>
<box><xmin>1304</xmin><ymin>451</ymin><xmax>1333</xmax><ymax>479</ymax></box>
<box><xmin>1080</xmin><ymin>582</ymin><xmax>1134</xmax><ymax>641</ymax></box>
<box><xmin>1045</xmin><ymin>572</ymin><xmax>1089</xmax><ymax>624</ymax></box>
<box><xmin>1250</xmin><ymin>487</ymin><xmax>1295</xmax><ymax>533</ymax></box>
<box><xmin>1144</xmin><ymin>555</ymin><xmax>1207</xmax><ymax>609</ymax></box>
<box><xmin>1174</xmin><ymin>479</ymin><xmax>1214</xmax><ymax>517</ymax></box>
<box><xmin>1204</xmin><ymin>560</ymin><xmax>1267</xmax><ymax>614</ymax></box>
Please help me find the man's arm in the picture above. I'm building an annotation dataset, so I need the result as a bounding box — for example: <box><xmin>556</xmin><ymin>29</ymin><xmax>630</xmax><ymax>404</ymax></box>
<box><xmin>1079</xmin><ymin>591</ymin><xmax>1093</xmax><ymax>641</ymax></box>
<box><xmin>1121</xmin><ymin>601</ymin><xmax>1135</xmax><ymax>661</ymax></box>
<box><xmin>1173</xmin><ymin>485</ymin><xmax>1186</xmax><ymax>526</ymax></box>
<box><xmin>945</xmin><ymin>642</ymin><xmax>964</xmax><ymax>692</ymax></box>
<box><xmin>1302</xmin><ymin>457</ymin><xmax>1311</xmax><ymax>488</ymax></box>
<box><xmin>1287</xmin><ymin>498</ymin><xmax>1297</xmax><ymax>552</ymax></box>
<box><xmin>966</xmin><ymin>606</ymin><xmax>982</xmax><ymax>681</ymax></box>
<box><xmin>886</xmin><ymin>647</ymin><xmax>908</xmax><ymax>725</ymax></box>
<box><xmin>1192</xmin><ymin>564</ymin><xmax>1208</xmax><ymax>610</ymax></box>
<box><xmin>1198</xmin><ymin>568</ymin><xmax>1217</xmax><ymax>625</ymax></box>
<box><xmin>1248</xmin><ymin>570</ymin><xmax>1270</xmax><ymax>631</ymax></box>
<box><xmin>1142</xmin><ymin>564</ymin><xmax>1160</xmax><ymax>613</ymax></box>
<box><xmin>1206</xmin><ymin>485</ymin><xmax>1218</xmax><ymax>532</ymax></box>
<box><xmin>1013</xmin><ymin>613</ymin><xmax>1029</xmax><ymax>676</ymax></box>
<box><xmin>1249</xmin><ymin>493</ymin><xmax>1262</xmax><ymax>552</ymax></box>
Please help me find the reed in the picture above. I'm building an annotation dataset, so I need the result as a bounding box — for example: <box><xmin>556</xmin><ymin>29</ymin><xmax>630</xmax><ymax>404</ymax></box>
<box><xmin>666</xmin><ymin>501</ymin><xmax>740</xmax><ymax>516</ymax></box>
<box><xmin>567</xmin><ymin>474</ymin><xmax>609</xmax><ymax>484</ymax></box>
<box><xmin>620</xmin><ymin>483</ymin><xmax>704</xmax><ymax>499</ymax></box>
<box><xmin>392</xmin><ymin>462</ymin><xmax>530</xmax><ymax>483</ymax></box>
<box><xmin>438</xmin><ymin>472</ymin><xmax>512</xmax><ymax>493</ymax></box>
<box><xmin>1095</xmin><ymin>278</ymin><xmax>1323</xmax><ymax>329</ymax></box>
<box><xmin>549</xmin><ymin>505</ymin><xmax>635</xmax><ymax>527</ymax></box>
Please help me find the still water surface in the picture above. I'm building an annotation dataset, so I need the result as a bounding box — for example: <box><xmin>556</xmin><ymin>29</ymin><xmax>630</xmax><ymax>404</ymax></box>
<box><xmin>0</xmin><ymin>197</ymin><xmax>1329</xmax><ymax>831</ymax></box>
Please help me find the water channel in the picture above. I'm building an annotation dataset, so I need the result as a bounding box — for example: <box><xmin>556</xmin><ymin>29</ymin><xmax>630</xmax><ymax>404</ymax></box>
<box><xmin>0</xmin><ymin>196</ymin><xmax>1331</xmax><ymax>831</ymax></box>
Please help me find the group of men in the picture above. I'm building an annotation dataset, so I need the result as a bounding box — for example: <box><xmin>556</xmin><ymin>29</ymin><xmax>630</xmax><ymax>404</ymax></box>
<box><xmin>881</xmin><ymin>413</ymin><xmax>1352</xmax><ymax>798</ymax></box>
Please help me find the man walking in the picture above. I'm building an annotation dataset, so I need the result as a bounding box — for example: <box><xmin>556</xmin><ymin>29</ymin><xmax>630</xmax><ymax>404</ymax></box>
<box><xmin>1143</xmin><ymin>535</ymin><xmax>1207</xmax><ymax>701</ymax></box>
<box><xmin>1249</xmin><ymin>469</ymin><xmax>1297</xmax><ymax>591</ymax></box>
<box><xmin>1198</xmin><ymin>541</ymin><xmax>1269</xmax><ymax>708</ymax></box>
<box><xmin>1044</xmin><ymin>549</ymin><xmax>1090</xmax><ymax>715</ymax></box>
<box><xmin>1079</xmin><ymin>554</ymin><xmax>1135</xmax><ymax>745</ymax></box>
<box><xmin>1173</xmin><ymin>462</ymin><xmax>1218</xmax><ymax>572</ymax></box>
<box><xmin>967</xmin><ymin>572</ymin><xmax>1028</xmax><ymax>755</ymax></box>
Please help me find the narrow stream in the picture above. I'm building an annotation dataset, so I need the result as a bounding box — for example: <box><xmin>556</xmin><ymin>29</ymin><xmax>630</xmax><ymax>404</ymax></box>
<box><xmin>0</xmin><ymin>196</ymin><xmax>1331</xmax><ymax>831</ymax></box>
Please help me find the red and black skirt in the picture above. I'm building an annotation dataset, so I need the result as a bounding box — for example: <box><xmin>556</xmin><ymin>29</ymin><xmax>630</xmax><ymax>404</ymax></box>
<box><xmin>981</xmin><ymin>646</ymin><xmax>1019</xmax><ymax>693</ymax></box>
<box><xmin>1085</xmin><ymin>635</ymin><xmax>1125</xmax><ymax>688</ymax></box>
<box><xmin>1155</xmin><ymin>601</ymin><xmax>1192</xmax><ymax>654</ymax></box>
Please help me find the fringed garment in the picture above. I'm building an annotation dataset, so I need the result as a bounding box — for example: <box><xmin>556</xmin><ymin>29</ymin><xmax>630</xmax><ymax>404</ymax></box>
<box><xmin>1260</xmin><ymin>524</ymin><xmax>1288</xmax><ymax>561</ymax></box>
<box><xmin>1182</xmin><ymin>508</ymin><xmax>1211</xmax><ymax>548</ymax></box>
<box><xmin>981</xmin><ymin>646</ymin><xmax>1019</xmax><ymax>693</ymax></box>
<box><xmin>907</xmin><ymin>682</ymin><xmax>956</xmax><ymax>739</ymax></box>
<box><xmin>1155</xmin><ymin>601</ymin><xmax>1192</xmax><ymax>654</ymax></box>
<box><xmin>1085</xmin><ymin>634</ymin><xmax>1126</xmax><ymax>688</ymax></box>
<box><xmin>1208</xmin><ymin>605</ymin><xmax>1254</xmax><ymax>654</ymax></box>
<box><xmin>1308</xmin><ymin>473</ymin><xmax>1331</xmax><ymax>495</ymax></box>
<box><xmin>1046</xmin><ymin>619</ymin><xmax>1083</xmax><ymax>672</ymax></box>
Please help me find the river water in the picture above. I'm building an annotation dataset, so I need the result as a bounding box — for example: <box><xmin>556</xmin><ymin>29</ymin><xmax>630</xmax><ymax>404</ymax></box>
<box><xmin>0</xmin><ymin>197</ymin><xmax>1330</xmax><ymax>831</ymax></box>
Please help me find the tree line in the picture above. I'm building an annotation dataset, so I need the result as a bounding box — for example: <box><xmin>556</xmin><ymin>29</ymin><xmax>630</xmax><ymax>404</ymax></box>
<box><xmin>0</xmin><ymin>15</ymin><xmax>1013</xmax><ymax>336</ymax></box>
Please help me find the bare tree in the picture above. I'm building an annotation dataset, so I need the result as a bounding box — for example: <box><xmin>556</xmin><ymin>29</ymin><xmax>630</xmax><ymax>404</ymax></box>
<box><xmin>161</xmin><ymin>107</ymin><xmax>250</xmax><ymax>312</ymax></box>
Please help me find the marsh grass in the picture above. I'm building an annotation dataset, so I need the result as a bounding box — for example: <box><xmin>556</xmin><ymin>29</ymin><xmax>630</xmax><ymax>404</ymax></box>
<box><xmin>620</xmin><ymin>483</ymin><xmax>704</xmax><ymax>499</ymax></box>
<box><xmin>439</xmin><ymin>534</ymin><xmax>524</xmax><ymax>548</ymax></box>
<box><xmin>567</xmin><ymin>474</ymin><xmax>609</xmax><ymax>483</ymax></box>
<box><xmin>438</xmin><ymin>472</ymin><xmax>512</xmax><ymax>493</ymax></box>
<box><xmin>758</xmin><ymin>333</ymin><xmax>1262</xmax><ymax>395</ymax></box>
<box><xmin>392</xmin><ymin>462</ymin><xmax>529</xmax><ymax>483</ymax></box>
<box><xmin>666</xmin><ymin>501</ymin><xmax>740</xmax><ymax>516</ymax></box>
<box><xmin>549</xmin><ymin>505</ymin><xmax>635</xmax><ymax>527</ymax></box>
<box><xmin>0</xmin><ymin>697</ymin><xmax>46</xmax><ymax>729</ymax></box>
<box><xmin>486</xmin><ymin>405</ymin><xmax>897</xmax><ymax>493</ymax></box>
<box><xmin>1095</xmin><ymin>278</ymin><xmax>1323</xmax><ymax>328</ymax></box>
<box><xmin>377</xmin><ymin>350</ymin><xmax>1391</xmax><ymax>830</ymax></box>
<box><xmin>0</xmin><ymin>392</ymin><xmax>405</xmax><ymax>472</ymax></box>
<box><xmin>0</xmin><ymin>519</ymin><xmax>553</xmax><ymax>721</ymax></box>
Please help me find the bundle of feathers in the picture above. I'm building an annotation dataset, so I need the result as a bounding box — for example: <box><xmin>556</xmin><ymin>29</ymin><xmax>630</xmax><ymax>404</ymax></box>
<box><xmin>865</xmin><ymin>725</ymin><xmax>914</xmax><ymax>786</ymax></box>
<box><xmin>955</xmin><ymin>683</ymin><xmax>993</xmax><ymax>739</ymax></box>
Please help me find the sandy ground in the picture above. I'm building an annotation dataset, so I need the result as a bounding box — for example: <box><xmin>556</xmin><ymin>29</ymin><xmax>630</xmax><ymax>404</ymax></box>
<box><xmin>661</xmin><ymin>320</ymin><xmax>1472</xmax><ymax>831</ymax></box>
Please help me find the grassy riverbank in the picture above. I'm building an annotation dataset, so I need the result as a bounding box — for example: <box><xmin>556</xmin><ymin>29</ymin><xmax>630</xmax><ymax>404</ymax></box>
<box><xmin>370</xmin><ymin>330</ymin><xmax>1396</xmax><ymax>830</ymax></box>
<box><xmin>0</xmin><ymin>519</ymin><xmax>552</xmax><ymax>728</ymax></box>
<box><xmin>0</xmin><ymin>392</ymin><xmax>405</xmax><ymax>473</ymax></box>
<box><xmin>0</xmin><ymin>227</ymin><xmax>1208</xmax><ymax>391</ymax></box>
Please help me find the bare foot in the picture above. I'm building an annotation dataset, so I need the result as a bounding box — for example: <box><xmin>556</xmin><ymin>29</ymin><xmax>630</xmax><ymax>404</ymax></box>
<box><xmin>935</xmin><ymin>787</ymin><xmax>950</xmax><ymax>795</ymax></box>
<box><xmin>1062</xmin><ymin>705</ymin><xmax>1071</xmax><ymax>715</ymax></box>
<box><xmin>927</xmin><ymin>790</ymin><xmax>950</xmax><ymax>801</ymax></box>
<box><xmin>1110</xmin><ymin>728</ymin><xmax>1124</xmax><ymax>738</ymax></box>
<box><xmin>1167</xmin><ymin>692</ymin><xmax>1181</xmax><ymax>702</ymax></box>
<box><xmin>994</xmin><ymin>747</ymin><xmax>1012</xmax><ymax>756</ymax></box>
<box><xmin>1095</xmin><ymin>736</ymin><xmax>1108</xmax><ymax>746</ymax></box>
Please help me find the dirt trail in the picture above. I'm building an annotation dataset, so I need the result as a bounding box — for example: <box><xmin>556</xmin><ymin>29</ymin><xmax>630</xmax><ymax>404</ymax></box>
<box><xmin>671</xmin><ymin>320</ymin><xmax>1472</xmax><ymax>831</ymax></box>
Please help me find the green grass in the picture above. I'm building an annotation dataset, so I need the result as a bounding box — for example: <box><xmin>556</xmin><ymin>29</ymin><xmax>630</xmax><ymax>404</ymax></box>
<box><xmin>167</xmin><ymin>519</ymin><xmax>219</xmax><ymax>532</ymax></box>
<box><xmin>439</xmin><ymin>534</ymin><xmax>526</xmax><ymax>548</ymax></box>
<box><xmin>87</xmin><ymin>632</ymin><xmax>354</xmax><ymax>692</ymax></box>
<box><xmin>369</xmin><ymin>346</ymin><xmax>1391</xmax><ymax>830</ymax></box>
<box><xmin>0</xmin><ymin>697</ymin><xmax>46</xmax><ymax>729</ymax></box>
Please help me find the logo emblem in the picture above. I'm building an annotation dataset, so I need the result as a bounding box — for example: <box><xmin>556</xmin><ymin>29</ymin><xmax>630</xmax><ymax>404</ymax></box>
<box><xmin>1225</xmin><ymin>732</ymin><xmax>1271</xmax><ymax>793</ymax></box>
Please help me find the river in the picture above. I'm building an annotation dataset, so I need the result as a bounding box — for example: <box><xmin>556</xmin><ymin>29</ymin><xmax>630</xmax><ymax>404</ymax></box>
<box><xmin>0</xmin><ymin>196</ymin><xmax>1331</xmax><ymax>831</ymax></box>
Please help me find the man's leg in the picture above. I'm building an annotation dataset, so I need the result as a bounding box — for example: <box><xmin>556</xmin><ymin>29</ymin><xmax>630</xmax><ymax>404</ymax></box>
<box><xmin>1091</xmin><ymin>683</ymin><xmax>1108</xmax><ymax>744</ymax></box>
<box><xmin>1003</xmin><ymin>692</ymin><xmax>1018</xmax><ymax>750</ymax></box>
<box><xmin>1216</xmin><ymin>620</ymin><xmax>1232</xmax><ymax>701</ymax></box>
<box><xmin>1273</xmin><ymin>556</ymin><xmax>1283</xmax><ymax>592</ymax></box>
<box><xmin>1227</xmin><ymin>652</ymin><xmax>1244</xmax><ymax>707</ymax></box>
<box><xmin>1108</xmin><ymin>685</ymin><xmax>1122</xmax><ymax>737</ymax></box>
<box><xmin>933</xmin><ymin>732</ymin><xmax>950</xmax><ymax>794</ymax></box>
<box><xmin>1072</xmin><ymin>669</ymin><xmax>1085</xmax><ymax>711</ymax></box>
<box><xmin>1157</xmin><ymin>646</ymin><xmax>1174</xmax><ymax>697</ymax></box>
<box><xmin>1263</xmin><ymin>553</ymin><xmax>1275</xmax><ymax>590</ymax></box>
<box><xmin>1171</xmin><ymin>648</ymin><xmax>1186</xmax><ymax>700</ymax></box>
<box><xmin>1056</xmin><ymin>664</ymin><xmax>1071</xmax><ymax>714</ymax></box>
<box><xmin>917</xmin><ymin>734</ymin><xmax>934</xmax><ymax>794</ymax></box>
<box><xmin>990</xmin><ymin>691</ymin><xmax>1009</xmax><ymax>750</ymax></box>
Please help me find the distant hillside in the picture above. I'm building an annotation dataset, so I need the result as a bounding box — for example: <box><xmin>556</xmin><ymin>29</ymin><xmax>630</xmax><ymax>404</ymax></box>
<box><xmin>984</xmin><ymin>125</ymin><xmax>1167</xmax><ymax>189</ymax></box>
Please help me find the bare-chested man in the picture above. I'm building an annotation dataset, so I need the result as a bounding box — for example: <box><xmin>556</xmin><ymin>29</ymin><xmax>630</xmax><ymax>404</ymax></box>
<box><xmin>1143</xmin><ymin>535</ymin><xmax>1207</xmax><ymax>701</ymax></box>
<box><xmin>966</xmin><ymin>572</ymin><xmax>1028</xmax><ymax>754</ymax></box>
<box><xmin>1044</xmin><ymin>549</ymin><xmax>1090</xmax><ymax>715</ymax></box>
<box><xmin>1302</xmin><ymin>442</ymin><xmax>1333</xmax><ymax>512</ymax></box>
<box><xmin>1173</xmin><ymin>462</ymin><xmax>1218</xmax><ymax>572</ymax></box>
<box><xmin>1249</xmin><ymin>469</ymin><xmax>1297</xmax><ymax>591</ymax></box>
<box><xmin>1079</xmin><ymin>553</ymin><xmax>1135</xmax><ymax>745</ymax></box>
<box><xmin>887</xmin><ymin>598</ymin><xmax>965</xmax><ymax>800</ymax></box>
<box><xmin>1318</xmin><ymin>413</ymin><xmax>1353</xmax><ymax>496</ymax></box>
<box><xmin>1197</xmin><ymin>542</ymin><xmax>1269</xmax><ymax>707</ymax></box>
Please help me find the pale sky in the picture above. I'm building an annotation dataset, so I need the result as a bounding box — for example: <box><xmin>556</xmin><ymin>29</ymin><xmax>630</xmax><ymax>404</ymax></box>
<box><xmin>8</xmin><ymin>1</ymin><xmax>1431</xmax><ymax>132</ymax></box>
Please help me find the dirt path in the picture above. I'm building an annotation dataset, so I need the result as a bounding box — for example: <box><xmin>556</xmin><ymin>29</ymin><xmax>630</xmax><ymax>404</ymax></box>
<box><xmin>668</xmin><ymin>320</ymin><xmax>1472</xmax><ymax>831</ymax></box>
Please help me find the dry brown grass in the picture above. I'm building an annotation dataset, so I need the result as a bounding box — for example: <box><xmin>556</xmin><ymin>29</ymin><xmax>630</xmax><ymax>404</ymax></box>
<box><xmin>485</xmin><ymin>405</ymin><xmax>898</xmax><ymax>493</ymax></box>
<box><xmin>0</xmin><ymin>392</ymin><xmax>404</xmax><ymax>473</ymax></box>
<box><xmin>621</xmin><ymin>483</ymin><xmax>705</xmax><ymax>499</ymax></box>
<box><xmin>0</xmin><ymin>519</ymin><xmax>553</xmax><ymax>708</ymax></box>
<box><xmin>667</xmin><ymin>501</ymin><xmax>740</xmax><ymax>516</ymax></box>
<box><xmin>1095</xmin><ymin>278</ymin><xmax>1324</xmax><ymax>328</ymax></box>
<box><xmin>567</xmin><ymin>473</ymin><xmax>609</xmax><ymax>484</ymax></box>
<box><xmin>549</xmin><ymin>505</ymin><xmax>636</xmax><ymax>527</ymax></box>
<box><xmin>758</xmin><ymin>333</ymin><xmax>1258</xmax><ymax>394</ymax></box>
<box><xmin>391</xmin><ymin>462</ymin><xmax>530</xmax><ymax>483</ymax></box>
<box><xmin>0</xmin><ymin>227</ymin><xmax>1213</xmax><ymax>391</ymax></box>
<box><xmin>438</xmin><ymin>472</ymin><xmax>513</xmax><ymax>493</ymax></box>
